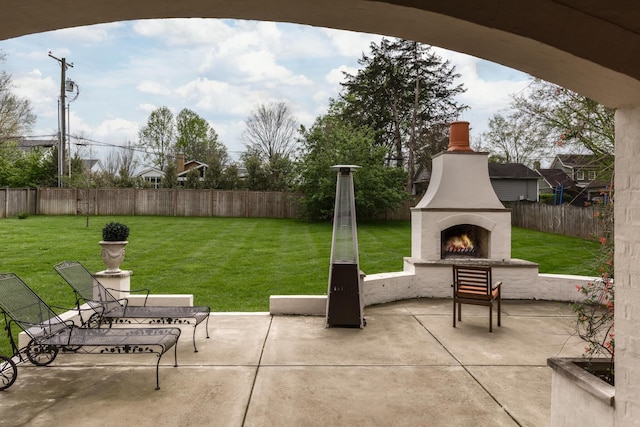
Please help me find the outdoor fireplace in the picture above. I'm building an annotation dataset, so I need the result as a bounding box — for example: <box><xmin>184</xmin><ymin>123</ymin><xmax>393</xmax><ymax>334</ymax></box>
<box><xmin>410</xmin><ymin>121</ymin><xmax>512</xmax><ymax>262</ymax></box>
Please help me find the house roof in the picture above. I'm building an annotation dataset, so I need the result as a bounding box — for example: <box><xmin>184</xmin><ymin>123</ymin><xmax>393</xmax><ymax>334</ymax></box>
<box><xmin>414</xmin><ymin>162</ymin><xmax>539</xmax><ymax>185</ymax></box>
<box><xmin>487</xmin><ymin>163</ymin><xmax>539</xmax><ymax>179</ymax></box>
<box><xmin>82</xmin><ymin>159</ymin><xmax>103</xmax><ymax>170</ymax></box>
<box><xmin>137</xmin><ymin>167</ymin><xmax>164</xmax><ymax>178</ymax></box>
<box><xmin>177</xmin><ymin>161</ymin><xmax>208</xmax><ymax>177</ymax></box>
<box><xmin>553</xmin><ymin>154</ymin><xmax>613</xmax><ymax>169</ymax></box>
<box><xmin>536</xmin><ymin>168</ymin><xmax>576</xmax><ymax>188</ymax></box>
<box><xmin>1</xmin><ymin>137</ymin><xmax>57</xmax><ymax>152</ymax></box>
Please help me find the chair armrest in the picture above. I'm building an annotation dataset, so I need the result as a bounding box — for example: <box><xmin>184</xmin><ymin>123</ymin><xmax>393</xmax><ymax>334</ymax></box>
<box><xmin>492</xmin><ymin>281</ymin><xmax>503</xmax><ymax>290</ymax></box>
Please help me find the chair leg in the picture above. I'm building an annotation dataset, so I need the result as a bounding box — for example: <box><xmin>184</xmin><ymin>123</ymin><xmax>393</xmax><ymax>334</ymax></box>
<box><xmin>457</xmin><ymin>303</ymin><xmax>462</xmax><ymax>322</ymax></box>
<box><xmin>453</xmin><ymin>298</ymin><xmax>457</xmax><ymax>328</ymax></box>
<box><xmin>497</xmin><ymin>295</ymin><xmax>501</xmax><ymax>327</ymax></box>
<box><xmin>489</xmin><ymin>304</ymin><xmax>493</xmax><ymax>332</ymax></box>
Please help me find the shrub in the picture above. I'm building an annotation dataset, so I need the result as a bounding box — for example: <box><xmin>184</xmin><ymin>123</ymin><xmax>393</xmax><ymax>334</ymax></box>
<box><xmin>101</xmin><ymin>222</ymin><xmax>130</xmax><ymax>241</ymax></box>
<box><xmin>571</xmin><ymin>186</ymin><xmax>614</xmax><ymax>384</ymax></box>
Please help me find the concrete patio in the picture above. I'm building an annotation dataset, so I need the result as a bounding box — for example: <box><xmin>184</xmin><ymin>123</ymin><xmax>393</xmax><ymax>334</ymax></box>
<box><xmin>0</xmin><ymin>299</ymin><xmax>585</xmax><ymax>427</ymax></box>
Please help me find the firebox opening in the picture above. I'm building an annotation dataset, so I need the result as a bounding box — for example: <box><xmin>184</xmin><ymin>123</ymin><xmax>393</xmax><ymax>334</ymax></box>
<box><xmin>441</xmin><ymin>224</ymin><xmax>489</xmax><ymax>259</ymax></box>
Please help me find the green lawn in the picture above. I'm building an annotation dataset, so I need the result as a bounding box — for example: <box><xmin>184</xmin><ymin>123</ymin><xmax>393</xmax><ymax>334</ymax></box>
<box><xmin>0</xmin><ymin>215</ymin><xmax>600</xmax><ymax>354</ymax></box>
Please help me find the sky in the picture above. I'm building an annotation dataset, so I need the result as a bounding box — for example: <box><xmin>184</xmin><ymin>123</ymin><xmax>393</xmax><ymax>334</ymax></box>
<box><xmin>0</xmin><ymin>18</ymin><xmax>532</xmax><ymax>167</ymax></box>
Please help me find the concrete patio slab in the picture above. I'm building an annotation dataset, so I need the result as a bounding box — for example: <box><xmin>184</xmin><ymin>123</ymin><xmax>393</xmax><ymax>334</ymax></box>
<box><xmin>245</xmin><ymin>366</ymin><xmax>518</xmax><ymax>427</ymax></box>
<box><xmin>0</xmin><ymin>299</ymin><xmax>585</xmax><ymax>427</ymax></box>
<box><xmin>261</xmin><ymin>314</ymin><xmax>456</xmax><ymax>366</ymax></box>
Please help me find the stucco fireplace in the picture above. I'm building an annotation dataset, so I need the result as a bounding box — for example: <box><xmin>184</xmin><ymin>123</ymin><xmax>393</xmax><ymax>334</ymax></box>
<box><xmin>410</xmin><ymin>121</ymin><xmax>512</xmax><ymax>263</ymax></box>
<box><xmin>402</xmin><ymin>121</ymin><xmax>539</xmax><ymax>300</ymax></box>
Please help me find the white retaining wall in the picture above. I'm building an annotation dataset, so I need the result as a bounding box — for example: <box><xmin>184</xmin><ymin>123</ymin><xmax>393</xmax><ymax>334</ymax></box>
<box><xmin>270</xmin><ymin>265</ymin><xmax>594</xmax><ymax>315</ymax></box>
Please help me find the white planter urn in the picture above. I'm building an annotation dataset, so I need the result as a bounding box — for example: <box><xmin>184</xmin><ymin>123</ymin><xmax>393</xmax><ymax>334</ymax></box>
<box><xmin>99</xmin><ymin>241</ymin><xmax>128</xmax><ymax>273</ymax></box>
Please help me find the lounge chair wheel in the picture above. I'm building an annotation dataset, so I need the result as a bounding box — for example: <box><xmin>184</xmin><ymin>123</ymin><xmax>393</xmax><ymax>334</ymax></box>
<box><xmin>0</xmin><ymin>355</ymin><xmax>17</xmax><ymax>390</ymax></box>
<box><xmin>26</xmin><ymin>341</ymin><xmax>58</xmax><ymax>366</ymax></box>
<box><xmin>86</xmin><ymin>312</ymin><xmax>107</xmax><ymax>329</ymax></box>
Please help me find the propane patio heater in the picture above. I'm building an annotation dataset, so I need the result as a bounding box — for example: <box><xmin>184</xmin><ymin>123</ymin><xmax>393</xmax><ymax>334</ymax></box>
<box><xmin>326</xmin><ymin>165</ymin><xmax>365</xmax><ymax>328</ymax></box>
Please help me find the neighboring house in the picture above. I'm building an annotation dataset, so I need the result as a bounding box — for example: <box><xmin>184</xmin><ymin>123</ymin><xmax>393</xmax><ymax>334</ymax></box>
<box><xmin>535</xmin><ymin>168</ymin><xmax>583</xmax><ymax>205</ymax></box>
<box><xmin>137</xmin><ymin>167</ymin><xmax>164</xmax><ymax>189</ymax></box>
<box><xmin>82</xmin><ymin>159</ymin><xmax>105</xmax><ymax>175</ymax></box>
<box><xmin>549</xmin><ymin>154</ymin><xmax>613</xmax><ymax>202</ymax></box>
<box><xmin>3</xmin><ymin>137</ymin><xmax>57</xmax><ymax>154</ymax></box>
<box><xmin>487</xmin><ymin>163</ymin><xmax>540</xmax><ymax>202</ymax></box>
<box><xmin>413</xmin><ymin>163</ymin><xmax>540</xmax><ymax>202</ymax></box>
<box><xmin>177</xmin><ymin>160</ymin><xmax>208</xmax><ymax>184</ymax></box>
<box><xmin>136</xmin><ymin>159</ymin><xmax>211</xmax><ymax>188</ymax></box>
<box><xmin>412</xmin><ymin>168</ymin><xmax>430</xmax><ymax>195</ymax></box>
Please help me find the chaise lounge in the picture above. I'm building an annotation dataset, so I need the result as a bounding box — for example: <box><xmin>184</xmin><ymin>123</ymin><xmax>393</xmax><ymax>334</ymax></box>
<box><xmin>54</xmin><ymin>261</ymin><xmax>210</xmax><ymax>352</ymax></box>
<box><xmin>0</xmin><ymin>273</ymin><xmax>181</xmax><ymax>390</ymax></box>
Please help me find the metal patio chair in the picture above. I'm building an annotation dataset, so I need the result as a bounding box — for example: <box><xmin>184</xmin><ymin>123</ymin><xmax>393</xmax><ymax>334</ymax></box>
<box><xmin>452</xmin><ymin>265</ymin><xmax>502</xmax><ymax>332</ymax></box>
<box><xmin>54</xmin><ymin>261</ymin><xmax>210</xmax><ymax>352</ymax></box>
<box><xmin>0</xmin><ymin>273</ymin><xmax>181</xmax><ymax>390</ymax></box>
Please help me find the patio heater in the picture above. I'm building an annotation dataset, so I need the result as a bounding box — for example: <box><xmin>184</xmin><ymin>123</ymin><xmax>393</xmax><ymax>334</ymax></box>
<box><xmin>326</xmin><ymin>165</ymin><xmax>365</xmax><ymax>328</ymax></box>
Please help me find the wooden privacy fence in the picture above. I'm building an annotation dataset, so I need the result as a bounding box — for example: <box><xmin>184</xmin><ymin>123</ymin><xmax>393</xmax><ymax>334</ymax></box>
<box><xmin>0</xmin><ymin>188</ymin><xmax>37</xmax><ymax>218</ymax></box>
<box><xmin>509</xmin><ymin>202</ymin><xmax>602</xmax><ymax>240</ymax></box>
<box><xmin>1</xmin><ymin>188</ymin><xmax>603</xmax><ymax>240</ymax></box>
<box><xmin>17</xmin><ymin>188</ymin><xmax>301</xmax><ymax>219</ymax></box>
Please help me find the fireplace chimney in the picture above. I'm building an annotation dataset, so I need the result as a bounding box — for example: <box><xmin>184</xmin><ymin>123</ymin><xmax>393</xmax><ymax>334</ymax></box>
<box><xmin>447</xmin><ymin>121</ymin><xmax>473</xmax><ymax>152</ymax></box>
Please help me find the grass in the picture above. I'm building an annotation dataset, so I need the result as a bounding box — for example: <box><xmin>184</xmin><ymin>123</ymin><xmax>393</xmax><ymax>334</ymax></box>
<box><xmin>0</xmin><ymin>215</ymin><xmax>600</xmax><ymax>355</ymax></box>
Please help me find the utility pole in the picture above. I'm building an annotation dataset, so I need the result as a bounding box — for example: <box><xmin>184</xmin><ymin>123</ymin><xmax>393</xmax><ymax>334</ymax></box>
<box><xmin>48</xmin><ymin>52</ymin><xmax>74</xmax><ymax>187</ymax></box>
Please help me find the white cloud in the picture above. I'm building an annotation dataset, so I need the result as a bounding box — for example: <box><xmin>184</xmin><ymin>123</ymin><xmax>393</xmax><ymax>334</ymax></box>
<box><xmin>138</xmin><ymin>103</ymin><xmax>159</xmax><ymax>114</ymax></box>
<box><xmin>94</xmin><ymin>118</ymin><xmax>139</xmax><ymax>143</ymax></box>
<box><xmin>136</xmin><ymin>80</ymin><xmax>172</xmax><ymax>95</ymax></box>
<box><xmin>326</xmin><ymin>65</ymin><xmax>355</xmax><ymax>85</ymax></box>
<box><xmin>133</xmin><ymin>19</ymin><xmax>233</xmax><ymax>46</ymax></box>
<box><xmin>322</xmin><ymin>28</ymin><xmax>382</xmax><ymax>57</ymax></box>
<box><xmin>50</xmin><ymin>22</ymin><xmax>123</xmax><ymax>44</ymax></box>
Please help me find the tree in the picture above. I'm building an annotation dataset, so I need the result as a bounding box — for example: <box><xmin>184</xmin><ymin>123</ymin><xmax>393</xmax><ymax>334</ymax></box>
<box><xmin>115</xmin><ymin>142</ymin><xmax>138</xmax><ymax>187</ymax></box>
<box><xmin>160</xmin><ymin>161</ymin><xmax>178</xmax><ymax>188</ymax></box>
<box><xmin>218</xmin><ymin>163</ymin><xmax>243</xmax><ymax>190</ymax></box>
<box><xmin>175</xmin><ymin>108</ymin><xmax>224</xmax><ymax>161</ymax></box>
<box><xmin>242</xmin><ymin>151</ymin><xmax>269</xmax><ymax>191</ymax></box>
<box><xmin>138</xmin><ymin>106</ymin><xmax>175</xmax><ymax>171</ymax></box>
<box><xmin>296</xmin><ymin>100</ymin><xmax>409</xmax><ymax>220</ymax></box>
<box><xmin>511</xmin><ymin>78</ymin><xmax>615</xmax><ymax>158</ymax></box>
<box><xmin>478</xmin><ymin>113</ymin><xmax>547</xmax><ymax>167</ymax></box>
<box><xmin>340</xmin><ymin>38</ymin><xmax>467</xmax><ymax>191</ymax></box>
<box><xmin>0</xmin><ymin>52</ymin><xmax>36</xmax><ymax>139</ymax></box>
<box><xmin>202</xmin><ymin>148</ymin><xmax>228</xmax><ymax>189</ymax></box>
<box><xmin>184</xmin><ymin>167</ymin><xmax>202</xmax><ymax>189</ymax></box>
<box><xmin>241</xmin><ymin>102</ymin><xmax>298</xmax><ymax>162</ymax></box>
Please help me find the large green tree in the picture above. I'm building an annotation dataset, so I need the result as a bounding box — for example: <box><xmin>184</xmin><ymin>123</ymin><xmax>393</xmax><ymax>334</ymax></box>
<box><xmin>340</xmin><ymin>38</ymin><xmax>467</xmax><ymax>191</ymax></box>
<box><xmin>138</xmin><ymin>106</ymin><xmax>176</xmax><ymax>172</ymax></box>
<box><xmin>296</xmin><ymin>101</ymin><xmax>409</xmax><ymax>221</ymax></box>
<box><xmin>175</xmin><ymin>108</ymin><xmax>225</xmax><ymax>161</ymax></box>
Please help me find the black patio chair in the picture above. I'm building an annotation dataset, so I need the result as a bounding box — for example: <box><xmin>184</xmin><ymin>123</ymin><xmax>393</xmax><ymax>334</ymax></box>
<box><xmin>0</xmin><ymin>273</ymin><xmax>181</xmax><ymax>390</ymax></box>
<box><xmin>54</xmin><ymin>261</ymin><xmax>210</xmax><ymax>352</ymax></box>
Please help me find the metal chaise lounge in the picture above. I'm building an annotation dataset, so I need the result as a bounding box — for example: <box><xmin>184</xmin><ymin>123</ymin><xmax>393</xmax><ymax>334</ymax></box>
<box><xmin>0</xmin><ymin>273</ymin><xmax>181</xmax><ymax>390</ymax></box>
<box><xmin>54</xmin><ymin>261</ymin><xmax>210</xmax><ymax>352</ymax></box>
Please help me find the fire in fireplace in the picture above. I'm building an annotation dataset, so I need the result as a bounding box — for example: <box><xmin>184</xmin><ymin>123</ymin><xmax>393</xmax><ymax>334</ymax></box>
<box><xmin>441</xmin><ymin>224</ymin><xmax>488</xmax><ymax>259</ymax></box>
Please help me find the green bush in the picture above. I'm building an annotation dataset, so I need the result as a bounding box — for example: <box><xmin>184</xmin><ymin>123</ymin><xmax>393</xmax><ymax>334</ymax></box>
<box><xmin>101</xmin><ymin>222</ymin><xmax>130</xmax><ymax>241</ymax></box>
